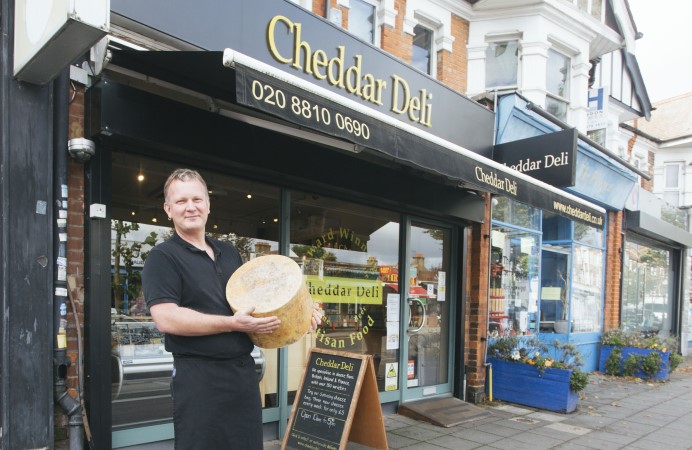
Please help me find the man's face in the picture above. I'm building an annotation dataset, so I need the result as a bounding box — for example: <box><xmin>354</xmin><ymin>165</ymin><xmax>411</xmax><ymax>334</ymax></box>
<box><xmin>163</xmin><ymin>178</ymin><xmax>210</xmax><ymax>235</ymax></box>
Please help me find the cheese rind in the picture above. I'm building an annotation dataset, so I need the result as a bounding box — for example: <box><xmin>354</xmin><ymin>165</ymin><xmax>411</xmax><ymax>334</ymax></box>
<box><xmin>226</xmin><ymin>255</ymin><xmax>313</xmax><ymax>348</ymax></box>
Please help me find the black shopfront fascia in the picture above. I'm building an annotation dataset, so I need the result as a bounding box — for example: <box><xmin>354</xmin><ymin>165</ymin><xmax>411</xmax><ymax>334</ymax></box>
<box><xmin>97</xmin><ymin>49</ymin><xmax>606</xmax><ymax>229</ymax></box>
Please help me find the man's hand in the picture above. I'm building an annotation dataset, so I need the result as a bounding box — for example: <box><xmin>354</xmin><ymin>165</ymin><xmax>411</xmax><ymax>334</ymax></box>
<box><xmin>309</xmin><ymin>306</ymin><xmax>323</xmax><ymax>332</ymax></box>
<box><xmin>232</xmin><ymin>307</ymin><xmax>281</xmax><ymax>334</ymax></box>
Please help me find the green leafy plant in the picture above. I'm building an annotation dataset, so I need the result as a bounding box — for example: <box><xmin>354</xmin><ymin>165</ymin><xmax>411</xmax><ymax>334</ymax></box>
<box><xmin>641</xmin><ymin>351</ymin><xmax>663</xmax><ymax>378</ymax></box>
<box><xmin>570</xmin><ymin>369</ymin><xmax>589</xmax><ymax>392</ymax></box>
<box><xmin>669</xmin><ymin>353</ymin><xmax>684</xmax><ymax>372</ymax></box>
<box><xmin>623</xmin><ymin>354</ymin><xmax>642</xmax><ymax>377</ymax></box>
<box><xmin>604</xmin><ymin>346</ymin><xmax>622</xmax><ymax>376</ymax></box>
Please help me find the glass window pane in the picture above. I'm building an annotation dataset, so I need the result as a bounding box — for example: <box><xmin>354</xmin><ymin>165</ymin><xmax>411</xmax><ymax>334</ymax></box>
<box><xmin>622</xmin><ymin>240</ymin><xmax>674</xmax><ymax>335</ymax></box>
<box><xmin>574</xmin><ymin>221</ymin><xmax>603</xmax><ymax>247</ymax></box>
<box><xmin>486</xmin><ymin>41</ymin><xmax>518</xmax><ymax>88</ymax></box>
<box><xmin>547</xmin><ymin>49</ymin><xmax>570</xmax><ymax>98</ymax></box>
<box><xmin>110</xmin><ymin>152</ymin><xmax>283</xmax><ymax>432</ymax></box>
<box><xmin>539</xmin><ymin>247</ymin><xmax>570</xmax><ymax>332</ymax></box>
<box><xmin>348</xmin><ymin>0</ymin><xmax>376</xmax><ymax>43</ymax></box>
<box><xmin>665</xmin><ymin>164</ymin><xmax>680</xmax><ymax>188</ymax></box>
<box><xmin>542</xmin><ymin>211</ymin><xmax>572</xmax><ymax>242</ymax></box>
<box><xmin>545</xmin><ymin>95</ymin><xmax>568</xmax><ymax>121</ymax></box>
<box><xmin>407</xmin><ymin>223</ymin><xmax>451</xmax><ymax>387</ymax></box>
<box><xmin>489</xmin><ymin>225</ymin><xmax>541</xmax><ymax>337</ymax></box>
<box><xmin>412</xmin><ymin>25</ymin><xmax>433</xmax><ymax>74</ymax></box>
<box><xmin>290</xmin><ymin>192</ymin><xmax>400</xmax><ymax>393</ymax></box>
<box><xmin>491</xmin><ymin>196</ymin><xmax>541</xmax><ymax>230</ymax></box>
<box><xmin>571</xmin><ymin>245</ymin><xmax>603</xmax><ymax>333</ymax></box>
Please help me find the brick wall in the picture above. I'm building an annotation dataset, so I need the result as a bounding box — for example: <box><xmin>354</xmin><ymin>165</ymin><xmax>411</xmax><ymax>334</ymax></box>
<box><xmin>604</xmin><ymin>210</ymin><xmax>623</xmax><ymax>330</ymax></box>
<box><xmin>437</xmin><ymin>15</ymin><xmax>468</xmax><ymax>93</ymax></box>
<box><xmin>56</xmin><ymin>81</ymin><xmax>87</xmax><ymax>444</ymax></box>
<box><xmin>381</xmin><ymin>0</ymin><xmax>412</xmax><ymax>63</ymax></box>
<box><xmin>464</xmin><ymin>194</ymin><xmax>492</xmax><ymax>403</ymax></box>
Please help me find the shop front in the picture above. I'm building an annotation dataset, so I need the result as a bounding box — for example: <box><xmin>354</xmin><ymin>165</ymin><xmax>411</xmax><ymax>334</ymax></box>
<box><xmin>622</xmin><ymin>186</ymin><xmax>692</xmax><ymax>352</ymax></box>
<box><xmin>488</xmin><ymin>93</ymin><xmax>639</xmax><ymax>370</ymax></box>
<box><xmin>82</xmin><ymin>2</ymin><xmax>607</xmax><ymax>447</ymax></box>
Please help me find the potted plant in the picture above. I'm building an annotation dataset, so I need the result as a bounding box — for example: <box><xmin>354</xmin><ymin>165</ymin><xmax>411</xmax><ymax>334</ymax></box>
<box><xmin>486</xmin><ymin>336</ymin><xmax>588</xmax><ymax>413</ymax></box>
<box><xmin>599</xmin><ymin>327</ymin><xmax>683</xmax><ymax>380</ymax></box>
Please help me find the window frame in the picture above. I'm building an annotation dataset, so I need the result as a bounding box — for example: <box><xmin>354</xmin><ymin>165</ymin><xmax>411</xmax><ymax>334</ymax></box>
<box><xmin>484</xmin><ymin>39</ymin><xmax>520</xmax><ymax>90</ymax></box>
<box><xmin>344</xmin><ymin>0</ymin><xmax>379</xmax><ymax>45</ymax></box>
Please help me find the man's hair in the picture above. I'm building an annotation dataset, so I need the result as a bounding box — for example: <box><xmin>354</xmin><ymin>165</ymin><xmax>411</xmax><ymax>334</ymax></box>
<box><xmin>163</xmin><ymin>168</ymin><xmax>209</xmax><ymax>202</ymax></box>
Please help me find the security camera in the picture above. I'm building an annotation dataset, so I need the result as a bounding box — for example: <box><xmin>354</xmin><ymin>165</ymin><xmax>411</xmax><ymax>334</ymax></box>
<box><xmin>68</xmin><ymin>138</ymin><xmax>95</xmax><ymax>162</ymax></box>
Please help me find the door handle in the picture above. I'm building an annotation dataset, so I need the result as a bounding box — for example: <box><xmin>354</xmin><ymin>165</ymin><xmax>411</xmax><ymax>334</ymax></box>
<box><xmin>407</xmin><ymin>297</ymin><xmax>426</xmax><ymax>334</ymax></box>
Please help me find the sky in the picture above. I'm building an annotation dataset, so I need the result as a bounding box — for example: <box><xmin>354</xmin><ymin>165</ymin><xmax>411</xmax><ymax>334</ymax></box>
<box><xmin>627</xmin><ymin>0</ymin><xmax>692</xmax><ymax>103</ymax></box>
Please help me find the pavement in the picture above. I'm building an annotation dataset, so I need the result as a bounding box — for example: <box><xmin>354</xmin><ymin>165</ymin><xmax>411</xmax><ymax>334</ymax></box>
<box><xmin>265</xmin><ymin>357</ymin><xmax>692</xmax><ymax>450</ymax></box>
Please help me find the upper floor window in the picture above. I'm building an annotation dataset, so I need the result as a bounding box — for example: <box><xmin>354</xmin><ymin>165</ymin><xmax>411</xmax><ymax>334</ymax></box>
<box><xmin>413</xmin><ymin>24</ymin><xmax>434</xmax><ymax>75</ymax></box>
<box><xmin>486</xmin><ymin>40</ymin><xmax>518</xmax><ymax>88</ymax></box>
<box><xmin>664</xmin><ymin>162</ymin><xmax>683</xmax><ymax>206</ymax></box>
<box><xmin>348</xmin><ymin>0</ymin><xmax>376</xmax><ymax>44</ymax></box>
<box><xmin>545</xmin><ymin>48</ymin><xmax>570</xmax><ymax>120</ymax></box>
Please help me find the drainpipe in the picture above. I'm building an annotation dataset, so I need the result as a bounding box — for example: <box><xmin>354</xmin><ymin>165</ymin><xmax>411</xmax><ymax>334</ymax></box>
<box><xmin>53</xmin><ymin>68</ymin><xmax>85</xmax><ymax>450</ymax></box>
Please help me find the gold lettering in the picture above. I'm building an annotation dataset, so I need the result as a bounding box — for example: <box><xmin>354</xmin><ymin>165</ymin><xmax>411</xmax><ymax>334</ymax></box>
<box><xmin>391</xmin><ymin>75</ymin><xmax>410</xmax><ymax>114</ymax></box>
<box><xmin>292</xmin><ymin>22</ymin><xmax>313</xmax><ymax>74</ymax></box>
<box><xmin>345</xmin><ymin>55</ymin><xmax>362</xmax><ymax>95</ymax></box>
<box><xmin>312</xmin><ymin>49</ymin><xmax>328</xmax><ymax>80</ymax></box>
<box><xmin>267</xmin><ymin>16</ymin><xmax>293</xmax><ymax>64</ymax></box>
<box><xmin>327</xmin><ymin>45</ymin><xmax>346</xmax><ymax>88</ymax></box>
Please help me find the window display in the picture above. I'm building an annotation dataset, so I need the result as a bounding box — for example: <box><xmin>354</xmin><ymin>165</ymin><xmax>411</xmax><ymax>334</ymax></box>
<box><xmin>489</xmin><ymin>225</ymin><xmax>540</xmax><ymax>336</ymax></box>
<box><xmin>290</xmin><ymin>192</ymin><xmax>400</xmax><ymax>392</ymax></box>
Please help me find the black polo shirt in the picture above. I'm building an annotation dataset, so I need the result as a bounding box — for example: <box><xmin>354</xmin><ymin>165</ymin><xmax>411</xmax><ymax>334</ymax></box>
<box><xmin>142</xmin><ymin>233</ymin><xmax>253</xmax><ymax>359</ymax></box>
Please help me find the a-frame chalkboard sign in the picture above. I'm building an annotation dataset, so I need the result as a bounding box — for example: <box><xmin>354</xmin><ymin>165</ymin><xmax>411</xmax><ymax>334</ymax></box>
<box><xmin>282</xmin><ymin>348</ymin><xmax>388</xmax><ymax>450</ymax></box>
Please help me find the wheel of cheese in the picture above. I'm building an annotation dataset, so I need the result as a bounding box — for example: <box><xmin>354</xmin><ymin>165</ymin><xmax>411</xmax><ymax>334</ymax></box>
<box><xmin>226</xmin><ymin>255</ymin><xmax>313</xmax><ymax>348</ymax></box>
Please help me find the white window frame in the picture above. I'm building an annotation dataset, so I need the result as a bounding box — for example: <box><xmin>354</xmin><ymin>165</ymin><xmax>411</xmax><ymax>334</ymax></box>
<box><xmin>340</xmin><ymin>0</ymin><xmax>381</xmax><ymax>46</ymax></box>
<box><xmin>663</xmin><ymin>162</ymin><xmax>683</xmax><ymax>206</ymax></box>
<box><xmin>412</xmin><ymin>21</ymin><xmax>436</xmax><ymax>76</ymax></box>
<box><xmin>484</xmin><ymin>32</ymin><xmax>522</xmax><ymax>90</ymax></box>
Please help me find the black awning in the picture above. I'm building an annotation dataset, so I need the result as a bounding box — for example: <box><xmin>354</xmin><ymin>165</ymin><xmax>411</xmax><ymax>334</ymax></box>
<box><xmin>107</xmin><ymin>49</ymin><xmax>606</xmax><ymax>228</ymax></box>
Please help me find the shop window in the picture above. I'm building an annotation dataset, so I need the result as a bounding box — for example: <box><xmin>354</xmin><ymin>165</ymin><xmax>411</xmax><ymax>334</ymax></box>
<box><xmin>347</xmin><ymin>0</ymin><xmax>377</xmax><ymax>44</ymax></box>
<box><xmin>574</xmin><ymin>221</ymin><xmax>603</xmax><ymax>247</ymax></box>
<box><xmin>540</xmin><ymin>210</ymin><xmax>604</xmax><ymax>334</ymax></box>
<box><xmin>109</xmin><ymin>153</ymin><xmax>284</xmax><ymax>433</ymax></box>
<box><xmin>546</xmin><ymin>48</ymin><xmax>570</xmax><ymax>120</ymax></box>
<box><xmin>491</xmin><ymin>196</ymin><xmax>540</xmax><ymax>230</ymax></box>
<box><xmin>542</xmin><ymin>211</ymin><xmax>571</xmax><ymax>242</ymax></box>
<box><xmin>488</xmin><ymin>225</ymin><xmax>540</xmax><ymax>337</ymax></box>
<box><xmin>570</xmin><ymin>245</ymin><xmax>603</xmax><ymax>333</ymax></box>
<box><xmin>412</xmin><ymin>24</ymin><xmax>434</xmax><ymax>75</ymax></box>
<box><xmin>290</xmin><ymin>192</ymin><xmax>400</xmax><ymax>393</ymax></box>
<box><xmin>622</xmin><ymin>239</ymin><xmax>674</xmax><ymax>335</ymax></box>
<box><xmin>485</xmin><ymin>40</ymin><xmax>519</xmax><ymax>89</ymax></box>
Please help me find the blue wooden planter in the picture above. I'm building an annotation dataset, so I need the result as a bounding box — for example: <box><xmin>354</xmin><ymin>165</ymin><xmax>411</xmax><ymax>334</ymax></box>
<box><xmin>598</xmin><ymin>345</ymin><xmax>670</xmax><ymax>380</ymax></box>
<box><xmin>487</xmin><ymin>358</ymin><xmax>578</xmax><ymax>413</ymax></box>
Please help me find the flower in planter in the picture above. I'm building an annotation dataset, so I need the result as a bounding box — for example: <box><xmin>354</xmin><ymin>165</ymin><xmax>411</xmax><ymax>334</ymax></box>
<box><xmin>487</xmin><ymin>336</ymin><xmax>589</xmax><ymax>392</ymax></box>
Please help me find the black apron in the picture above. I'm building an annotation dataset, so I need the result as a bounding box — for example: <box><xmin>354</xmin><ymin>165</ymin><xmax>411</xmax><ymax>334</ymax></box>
<box><xmin>172</xmin><ymin>353</ymin><xmax>263</xmax><ymax>449</ymax></box>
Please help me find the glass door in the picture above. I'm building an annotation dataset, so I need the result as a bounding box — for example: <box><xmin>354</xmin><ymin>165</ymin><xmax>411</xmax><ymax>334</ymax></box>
<box><xmin>404</xmin><ymin>221</ymin><xmax>452</xmax><ymax>399</ymax></box>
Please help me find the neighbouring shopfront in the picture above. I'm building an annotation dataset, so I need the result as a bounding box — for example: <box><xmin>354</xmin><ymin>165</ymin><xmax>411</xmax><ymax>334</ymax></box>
<box><xmin>488</xmin><ymin>93</ymin><xmax>639</xmax><ymax>370</ymax></box>
<box><xmin>622</xmin><ymin>186</ymin><xmax>692</xmax><ymax>352</ymax></box>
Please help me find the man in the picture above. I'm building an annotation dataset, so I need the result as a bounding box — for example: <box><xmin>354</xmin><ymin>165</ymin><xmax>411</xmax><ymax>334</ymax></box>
<box><xmin>143</xmin><ymin>168</ymin><xmax>313</xmax><ymax>448</ymax></box>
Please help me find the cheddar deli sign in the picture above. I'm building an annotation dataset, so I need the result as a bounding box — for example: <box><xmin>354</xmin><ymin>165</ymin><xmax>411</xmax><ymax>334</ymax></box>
<box><xmin>306</xmin><ymin>275</ymin><xmax>382</xmax><ymax>305</ymax></box>
<box><xmin>267</xmin><ymin>15</ymin><xmax>432</xmax><ymax>128</ymax></box>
